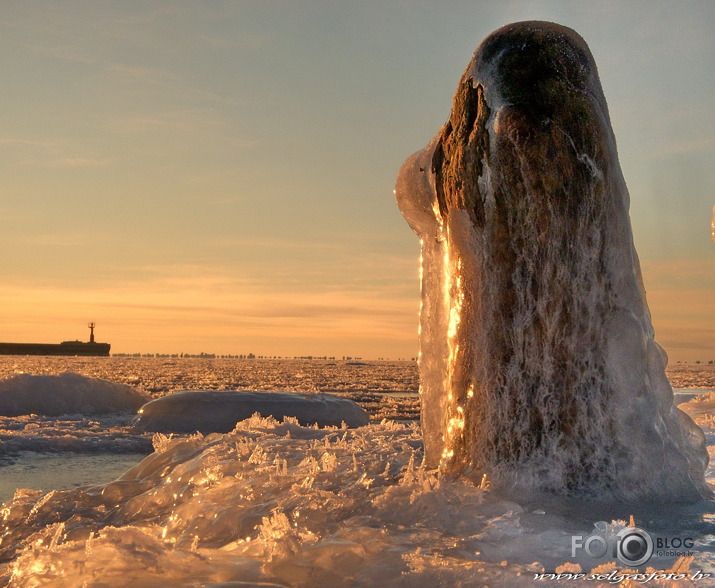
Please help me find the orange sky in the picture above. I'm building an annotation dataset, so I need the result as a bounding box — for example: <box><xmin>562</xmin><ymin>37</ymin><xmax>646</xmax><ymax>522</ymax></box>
<box><xmin>640</xmin><ymin>259</ymin><xmax>715</xmax><ymax>363</ymax></box>
<box><xmin>1</xmin><ymin>2</ymin><xmax>713</xmax><ymax>360</ymax></box>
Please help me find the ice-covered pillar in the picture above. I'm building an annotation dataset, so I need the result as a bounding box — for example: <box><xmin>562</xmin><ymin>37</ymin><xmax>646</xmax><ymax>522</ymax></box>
<box><xmin>395</xmin><ymin>21</ymin><xmax>709</xmax><ymax>499</ymax></box>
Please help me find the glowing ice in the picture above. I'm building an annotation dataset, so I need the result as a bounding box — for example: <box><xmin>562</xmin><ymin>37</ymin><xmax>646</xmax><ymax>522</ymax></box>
<box><xmin>395</xmin><ymin>21</ymin><xmax>709</xmax><ymax>499</ymax></box>
<box><xmin>0</xmin><ymin>374</ymin><xmax>714</xmax><ymax>584</ymax></box>
<box><xmin>0</xmin><ymin>417</ymin><xmax>535</xmax><ymax>586</ymax></box>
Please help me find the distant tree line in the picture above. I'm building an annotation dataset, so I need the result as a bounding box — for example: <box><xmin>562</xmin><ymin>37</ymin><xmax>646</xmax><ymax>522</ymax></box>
<box><xmin>110</xmin><ymin>353</ymin><xmax>384</xmax><ymax>361</ymax></box>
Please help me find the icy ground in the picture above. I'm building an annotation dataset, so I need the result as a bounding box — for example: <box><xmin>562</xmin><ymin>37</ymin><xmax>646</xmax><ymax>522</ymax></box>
<box><xmin>0</xmin><ymin>359</ymin><xmax>714</xmax><ymax>586</ymax></box>
<box><xmin>0</xmin><ymin>357</ymin><xmax>421</xmax><ymax>421</ymax></box>
<box><xmin>0</xmin><ymin>409</ymin><xmax>714</xmax><ymax>587</ymax></box>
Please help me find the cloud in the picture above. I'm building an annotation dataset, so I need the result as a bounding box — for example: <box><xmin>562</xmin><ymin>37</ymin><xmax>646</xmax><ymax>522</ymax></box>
<box><xmin>641</xmin><ymin>259</ymin><xmax>715</xmax><ymax>290</ymax></box>
<box><xmin>652</xmin><ymin>136</ymin><xmax>715</xmax><ymax>158</ymax></box>
<box><xmin>48</xmin><ymin>157</ymin><xmax>113</xmax><ymax>168</ymax></box>
<box><xmin>0</xmin><ymin>209</ymin><xmax>20</xmax><ymax>221</ymax></box>
<box><xmin>198</xmin><ymin>32</ymin><xmax>272</xmax><ymax>51</ymax></box>
<box><xmin>106</xmin><ymin>63</ymin><xmax>179</xmax><ymax>83</ymax></box>
<box><xmin>639</xmin><ymin>259</ymin><xmax>715</xmax><ymax>361</ymax></box>
<box><xmin>0</xmin><ymin>138</ymin><xmax>59</xmax><ymax>149</ymax></box>
<box><xmin>28</xmin><ymin>42</ymin><xmax>101</xmax><ymax>66</ymax></box>
<box><xmin>208</xmin><ymin>235</ymin><xmax>346</xmax><ymax>252</ymax></box>
<box><xmin>0</xmin><ymin>136</ymin><xmax>113</xmax><ymax>169</ymax></box>
<box><xmin>12</xmin><ymin>233</ymin><xmax>91</xmax><ymax>247</ymax></box>
<box><xmin>103</xmin><ymin>109</ymin><xmax>252</xmax><ymax>146</ymax></box>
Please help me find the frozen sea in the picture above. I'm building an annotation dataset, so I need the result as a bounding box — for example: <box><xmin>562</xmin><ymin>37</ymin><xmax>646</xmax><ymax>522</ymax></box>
<box><xmin>0</xmin><ymin>357</ymin><xmax>714</xmax><ymax>586</ymax></box>
<box><xmin>0</xmin><ymin>358</ymin><xmax>420</xmax><ymax>503</ymax></box>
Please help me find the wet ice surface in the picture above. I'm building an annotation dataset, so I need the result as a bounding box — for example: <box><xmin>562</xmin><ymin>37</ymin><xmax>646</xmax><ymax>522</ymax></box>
<box><xmin>0</xmin><ymin>412</ymin><xmax>151</xmax><ymax>504</ymax></box>
<box><xmin>0</xmin><ymin>453</ymin><xmax>145</xmax><ymax>505</ymax></box>
<box><xmin>0</xmin><ymin>359</ymin><xmax>714</xmax><ymax>586</ymax></box>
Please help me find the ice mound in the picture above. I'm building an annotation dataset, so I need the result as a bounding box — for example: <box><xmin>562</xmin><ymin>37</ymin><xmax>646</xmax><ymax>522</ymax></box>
<box><xmin>133</xmin><ymin>390</ymin><xmax>370</xmax><ymax>433</ymax></box>
<box><xmin>0</xmin><ymin>417</ymin><xmax>578</xmax><ymax>587</ymax></box>
<box><xmin>0</xmin><ymin>373</ymin><xmax>149</xmax><ymax>416</ymax></box>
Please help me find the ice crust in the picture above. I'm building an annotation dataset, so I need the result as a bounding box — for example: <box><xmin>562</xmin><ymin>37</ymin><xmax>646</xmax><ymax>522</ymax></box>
<box><xmin>0</xmin><ymin>373</ymin><xmax>149</xmax><ymax>417</ymax></box>
<box><xmin>133</xmin><ymin>390</ymin><xmax>370</xmax><ymax>433</ymax></box>
<box><xmin>0</xmin><ymin>416</ymin><xmax>645</xmax><ymax>587</ymax></box>
<box><xmin>0</xmin><ymin>372</ymin><xmax>714</xmax><ymax>585</ymax></box>
<box><xmin>395</xmin><ymin>21</ymin><xmax>709</xmax><ymax>499</ymax></box>
<box><xmin>0</xmin><ymin>414</ymin><xmax>151</xmax><ymax>456</ymax></box>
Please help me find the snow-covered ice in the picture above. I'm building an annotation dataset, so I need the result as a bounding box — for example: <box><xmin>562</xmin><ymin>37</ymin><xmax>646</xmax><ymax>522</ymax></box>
<box><xmin>0</xmin><ymin>414</ymin><xmax>150</xmax><ymax>457</ymax></box>
<box><xmin>0</xmin><ymin>373</ymin><xmax>149</xmax><ymax>417</ymax></box>
<box><xmin>0</xmin><ymin>359</ymin><xmax>712</xmax><ymax>585</ymax></box>
<box><xmin>2</xmin><ymin>413</ymin><xmax>715</xmax><ymax>587</ymax></box>
<box><xmin>133</xmin><ymin>390</ymin><xmax>369</xmax><ymax>433</ymax></box>
<box><xmin>0</xmin><ymin>357</ymin><xmax>421</xmax><ymax>421</ymax></box>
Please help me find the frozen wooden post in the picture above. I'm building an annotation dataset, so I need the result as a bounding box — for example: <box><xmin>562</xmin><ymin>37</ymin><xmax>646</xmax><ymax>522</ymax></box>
<box><xmin>395</xmin><ymin>21</ymin><xmax>708</xmax><ymax>500</ymax></box>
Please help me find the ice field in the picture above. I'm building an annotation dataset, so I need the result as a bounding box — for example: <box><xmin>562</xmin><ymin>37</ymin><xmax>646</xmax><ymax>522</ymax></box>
<box><xmin>0</xmin><ymin>358</ymin><xmax>713</xmax><ymax>586</ymax></box>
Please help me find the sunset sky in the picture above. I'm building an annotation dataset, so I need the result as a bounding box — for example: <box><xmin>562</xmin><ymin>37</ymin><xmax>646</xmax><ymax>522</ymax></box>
<box><xmin>0</xmin><ymin>1</ymin><xmax>713</xmax><ymax>360</ymax></box>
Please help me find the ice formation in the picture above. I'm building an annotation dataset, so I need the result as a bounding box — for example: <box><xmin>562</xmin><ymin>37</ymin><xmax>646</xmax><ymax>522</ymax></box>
<box><xmin>133</xmin><ymin>390</ymin><xmax>369</xmax><ymax>433</ymax></box>
<box><xmin>1</xmin><ymin>363</ymin><xmax>714</xmax><ymax>584</ymax></box>
<box><xmin>0</xmin><ymin>373</ymin><xmax>148</xmax><ymax>416</ymax></box>
<box><xmin>395</xmin><ymin>21</ymin><xmax>709</xmax><ymax>499</ymax></box>
<box><xmin>0</xmin><ymin>416</ymin><xmax>672</xmax><ymax>587</ymax></box>
<box><xmin>0</xmin><ymin>414</ymin><xmax>151</xmax><ymax>456</ymax></box>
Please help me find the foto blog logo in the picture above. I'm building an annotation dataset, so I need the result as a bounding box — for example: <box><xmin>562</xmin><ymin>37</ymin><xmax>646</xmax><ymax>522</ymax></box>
<box><xmin>571</xmin><ymin>526</ymin><xmax>654</xmax><ymax>567</ymax></box>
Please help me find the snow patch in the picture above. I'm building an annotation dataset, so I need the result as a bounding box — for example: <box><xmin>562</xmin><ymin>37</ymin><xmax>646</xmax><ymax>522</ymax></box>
<box><xmin>0</xmin><ymin>373</ymin><xmax>149</xmax><ymax>416</ymax></box>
